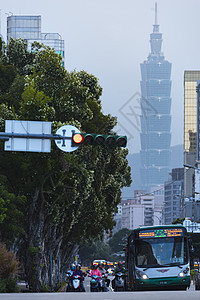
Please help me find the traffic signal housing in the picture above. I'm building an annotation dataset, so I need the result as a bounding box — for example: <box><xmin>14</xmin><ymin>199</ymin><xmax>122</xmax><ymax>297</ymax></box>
<box><xmin>72</xmin><ymin>132</ymin><xmax>127</xmax><ymax>148</ymax></box>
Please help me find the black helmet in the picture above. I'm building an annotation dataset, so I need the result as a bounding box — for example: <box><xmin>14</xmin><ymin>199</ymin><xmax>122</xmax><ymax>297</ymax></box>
<box><xmin>118</xmin><ymin>261</ymin><xmax>123</xmax><ymax>267</ymax></box>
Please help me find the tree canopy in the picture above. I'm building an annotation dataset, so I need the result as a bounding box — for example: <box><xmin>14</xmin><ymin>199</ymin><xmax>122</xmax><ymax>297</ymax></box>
<box><xmin>0</xmin><ymin>37</ymin><xmax>131</xmax><ymax>291</ymax></box>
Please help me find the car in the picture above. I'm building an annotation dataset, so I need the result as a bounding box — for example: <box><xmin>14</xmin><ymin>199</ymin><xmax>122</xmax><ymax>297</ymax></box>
<box><xmin>17</xmin><ymin>280</ymin><xmax>29</xmax><ymax>292</ymax></box>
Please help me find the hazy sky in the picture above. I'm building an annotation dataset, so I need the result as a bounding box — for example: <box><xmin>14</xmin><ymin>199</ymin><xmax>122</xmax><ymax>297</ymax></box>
<box><xmin>1</xmin><ymin>0</ymin><xmax>200</xmax><ymax>153</ymax></box>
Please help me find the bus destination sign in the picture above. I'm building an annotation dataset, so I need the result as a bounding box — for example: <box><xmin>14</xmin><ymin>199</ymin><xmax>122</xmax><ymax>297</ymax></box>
<box><xmin>139</xmin><ymin>228</ymin><xmax>184</xmax><ymax>239</ymax></box>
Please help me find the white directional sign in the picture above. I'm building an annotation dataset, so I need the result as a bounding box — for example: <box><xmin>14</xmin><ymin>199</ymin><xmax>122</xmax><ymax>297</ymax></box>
<box><xmin>4</xmin><ymin>120</ymin><xmax>51</xmax><ymax>152</ymax></box>
<box><xmin>55</xmin><ymin>125</ymin><xmax>80</xmax><ymax>152</ymax></box>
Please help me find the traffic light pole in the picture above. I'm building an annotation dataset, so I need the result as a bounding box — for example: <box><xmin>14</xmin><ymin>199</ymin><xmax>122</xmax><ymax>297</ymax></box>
<box><xmin>1</xmin><ymin>121</ymin><xmax>127</xmax><ymax>153</ymax></box>
<box><xmin>0</xmin><ymin>132</ymin><xmax>71</xmax><ymax>141</ymax></box>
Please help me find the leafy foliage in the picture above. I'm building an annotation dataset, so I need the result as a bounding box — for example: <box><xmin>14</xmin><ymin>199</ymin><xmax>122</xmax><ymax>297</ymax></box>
<box><xmin>79</xmin><ymin>239</ymin><xmax>111</xmax><ymax>266</ymax></box>
<box><xmin>0</xmin><ymin>175</ymin><xmax>26</xmax><ymax>246</ymax></box>
<box><xmin>0</xmin><ymin>37</ymin><xmax>131</xmax><ymax>291</ymax></box>
<box><xmin>172</xmin><ymin>218</ymin><xmax>185</xmax><ymax>225</ymax></box>
<box><xmin>109</xmin><ymin>228</ymin><xmax>132</xmax><ymax>254</ymax></box>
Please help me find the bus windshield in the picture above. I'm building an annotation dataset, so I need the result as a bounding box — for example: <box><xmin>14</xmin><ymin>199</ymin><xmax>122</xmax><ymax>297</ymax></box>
<box><xmin>135</xmin><ymin>237</ymin><xmax>188</xmax><ymax>268</ymax></box>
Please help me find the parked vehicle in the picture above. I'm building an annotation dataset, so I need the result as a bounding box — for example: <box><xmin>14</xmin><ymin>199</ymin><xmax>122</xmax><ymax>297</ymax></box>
<box><xmin>17</xmin><ymin>280</ymin><xmax>29</xmax><ymax>292</ymax></box>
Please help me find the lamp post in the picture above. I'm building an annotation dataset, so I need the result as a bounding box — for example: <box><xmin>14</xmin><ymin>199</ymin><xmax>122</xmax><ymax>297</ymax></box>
<box><xmin>154</xmin><ymin>214</ymin><xmax>162</xmax><ymax>225</ymax></box>
<box><xmin>184</xmin><ymin>163</ymin><xmax>200</xmax><ymax>200</ymax></box>
<box><xmin>153</xmin><ymin>210</ymin><xmax>162</xmax><ymax>225</ymax></box>
<box><xmin>184</xmin><ymin>164</ymin><xmax>200</xmax><ymax>221</ymax></box>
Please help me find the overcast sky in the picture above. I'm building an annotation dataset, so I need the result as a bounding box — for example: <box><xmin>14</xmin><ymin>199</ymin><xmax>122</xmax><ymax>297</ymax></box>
<box><xmin>1</xmin><ymin>0</ymin><xmax>200</xmax><ymax>153</ymax></box>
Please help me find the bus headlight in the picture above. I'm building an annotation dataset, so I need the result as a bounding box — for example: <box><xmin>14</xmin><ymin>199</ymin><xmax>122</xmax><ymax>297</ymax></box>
<box><xmin>178</xmin><ymin>268</ymin><xmax>189</xmax><ymax>277</ymax></box>
<box><xmin>136</xmin><ymin>270</ymin><xmax>149</xmax><ymax>280</ymax></box>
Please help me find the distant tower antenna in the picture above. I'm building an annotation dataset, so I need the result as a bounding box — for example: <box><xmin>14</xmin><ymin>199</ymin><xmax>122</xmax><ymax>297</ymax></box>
<box><xmin>153</xmin><ymin>2</ymin><xmax>159</xmax><ymax>33</ymax></box>
<box><xmin>155</xmin><ymin>2</ymin><xmax>157</xmax><ymax>25</ymax></box>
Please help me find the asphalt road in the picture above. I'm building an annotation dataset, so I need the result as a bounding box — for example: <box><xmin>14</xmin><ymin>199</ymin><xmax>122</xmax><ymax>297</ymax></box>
<box><xmin>0</xmin><ymin>290</ymin><xmax>199</xmax><ymax>300</ymax></box>
<box><xmin>0</xmin><ymin>278</ymin><xmax>198</xmax><ymax>300</ymax></box>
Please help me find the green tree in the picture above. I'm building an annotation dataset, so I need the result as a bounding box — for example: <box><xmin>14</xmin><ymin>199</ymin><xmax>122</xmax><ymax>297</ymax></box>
<box><xmin>0</xmin><ymin>175</ymin><xmax>26</xmax><ymax>246</ymax></box>
<box><xmin>0</xmin><ymin>38</ymin><xmax>131</xmax><ymax>291</ymax></box>
<box><xmin>109</xmin><ymin>228</ymin><xmax>132</xmax><ymax>254</ymax></box>
<box><xmin>172</xmin><ymin>218</ymin><xmax>185</xmax><ymax>225</ymax></box>
<box><xmin>79</xmin><ymin>239</ymin><xmax>111</xmax><ymax>266</ymax></box>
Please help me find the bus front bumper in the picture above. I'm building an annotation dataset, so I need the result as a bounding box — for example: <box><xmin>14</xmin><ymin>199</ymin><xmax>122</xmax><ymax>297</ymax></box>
<box><xmin>135</xmin><ymin>276</ymin><xmax>190</xmax><ymax>290</ymax></box>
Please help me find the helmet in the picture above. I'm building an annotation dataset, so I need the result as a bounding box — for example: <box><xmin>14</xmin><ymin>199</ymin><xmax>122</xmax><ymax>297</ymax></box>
<box><xmin>70</xmin><ymin>263</ymin><xmax>75</xmax><ymax>271</ymax></box>
<box><xmin>118</xmin><ymin>261</ymin><xmax>123</xmax><ymax>268</ymax></box>
<box><xmin>76</xmin><ymin>264</ymin><xmax>81</xmax><ymax>270</ymax></box>
<box><xmin>93</xmin><ymin>263</ymin><xmax>98</xmax><ymax>269</ymax></box>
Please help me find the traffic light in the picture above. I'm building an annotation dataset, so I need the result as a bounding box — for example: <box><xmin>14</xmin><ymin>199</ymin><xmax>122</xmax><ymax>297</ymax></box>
<box><xmin>72</xmin><ymin>132</ymin><xmax>127</xmax><ymax>148</ymax></box>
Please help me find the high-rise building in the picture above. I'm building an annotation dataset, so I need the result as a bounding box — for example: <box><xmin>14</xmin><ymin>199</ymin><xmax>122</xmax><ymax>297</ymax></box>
<box><xmin>140</xmin><ymin>3</ymin><xmax>171</xmax><ymax>192</ymax></box>
<box><xmin>184</xmin><ymin>71</ymin><xmax>200</xmax><ymax>201</ymax></box>
<box><xmin>7</xmin><ymin>15</ymin><xmax>65</xmax><ymax>65</ymax></box>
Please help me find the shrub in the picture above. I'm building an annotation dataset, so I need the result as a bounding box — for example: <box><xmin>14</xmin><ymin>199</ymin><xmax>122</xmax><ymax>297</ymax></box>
<box><xmin>0</xmin><ymin>242</ymin><xmax>20</xmax><ymax>292</ymax></box>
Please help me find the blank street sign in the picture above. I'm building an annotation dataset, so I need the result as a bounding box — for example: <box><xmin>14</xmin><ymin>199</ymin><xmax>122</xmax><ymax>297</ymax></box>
<box><xmin>4</xmin><ymin>120</ymin><xmax>51</xmax><ymax>152</ymax></box>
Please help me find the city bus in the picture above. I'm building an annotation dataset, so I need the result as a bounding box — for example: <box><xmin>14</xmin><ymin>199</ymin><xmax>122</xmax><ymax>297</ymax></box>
<box><xmin>125</xmin><ymin>225</ymin><xmax>191</xmax><ymax>291</ymax></box>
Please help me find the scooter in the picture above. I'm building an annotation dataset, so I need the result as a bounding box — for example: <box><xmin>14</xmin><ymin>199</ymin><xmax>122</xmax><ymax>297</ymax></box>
<box><xmin>90</xmin><ymin>275</ymin><xmax>101</xmax><ymax>292</ymax></box>
<box><xmin>71</xmin><ymin>274</ymin><xmax>82</xmax><ymax>292</ymax></box>
<box><xmin>100</xmin><ymin>273</ymin><xmax>109</xmax><ymax>292</ymax></box>
<box><xmin>113</xmin><ymin>272</ymin><xmax>126</xmax><ymax>291</ymax></box>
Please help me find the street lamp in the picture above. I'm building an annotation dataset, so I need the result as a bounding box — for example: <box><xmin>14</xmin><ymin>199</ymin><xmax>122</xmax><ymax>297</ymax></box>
<box><xmin>153</xmin><ymin>210</ymin><xmax>162</xmax><ymax>225</ymax></box>
<box><xmin>184</xmin><ymin>164</ymin><xmax>200</xmax><ymax>201</ymax></box>
<box><xmin>154</xmin><ymin>215</ymin><xmax>162</xmax><ymax>225</ymax></box>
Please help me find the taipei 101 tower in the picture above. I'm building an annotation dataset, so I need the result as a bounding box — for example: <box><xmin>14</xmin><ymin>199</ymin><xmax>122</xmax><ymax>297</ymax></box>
<box><xmin>140</xmin><ymin>3</ymin><xmax>171</xmax><ymax>192</ymax></box>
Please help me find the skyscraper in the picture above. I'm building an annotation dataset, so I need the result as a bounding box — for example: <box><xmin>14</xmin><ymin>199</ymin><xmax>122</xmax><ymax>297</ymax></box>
<box><xmin>184</xmin><ymin>71</ymin><xmax>200</xmax><ymax>199</ymax></box>
<box><xmin>140</xmin><ymin>3</ymin><xmax>171</xmax><ymax>192</ymax></box>
<box><xmin>7</xmin><ymin>15</ymin><xmax>65</xmax><ymax>66</ymax></box>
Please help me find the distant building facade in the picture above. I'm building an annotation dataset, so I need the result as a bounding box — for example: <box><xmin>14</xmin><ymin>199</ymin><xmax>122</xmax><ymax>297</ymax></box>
<box><xmin>140</xmin><ymin>3</ymin><xmax>171</xmax><ymax>192</ymax></box>
<box><xmin>163</xmin><ymin>168</ymin><xmax>184</xmax><ymax>225</ymax></box>
<box><xmin>7</xmin><ymin>15</ymin><xmax>65</xmax><ymax>65</ymax></box>
<box><xmin>151</xmin><ymin>185</ymin><xmax>164</xmax><ymax>225</ymax></box>
<box><xmin>112</xmin><ymin>204</ymin><xmax>122</xmax><ymax>235</ymax></box>
<box><xmin>121</xmin><ymin>191</ymin><xmax>155</xmax><ymax>230</ymax></box>
<box><xmin>121</xmin><ymin>199</ymin><xmax>144</xmax><ymax>230</ymax></box>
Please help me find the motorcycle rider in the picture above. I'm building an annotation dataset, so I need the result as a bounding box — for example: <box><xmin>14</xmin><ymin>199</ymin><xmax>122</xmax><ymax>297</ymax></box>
<box><xmin>66</xmin><ymin>263</ymin><xmax>76</xmax><ymax>292</ymax></box>
<box><xmin>112</xmin><ymin>261</ymin><xmax>127</xmax><ymax>290</ymax></box>
<box><xmin>72</xmin><ymin>264</ymin><xmax>86</xmax><ymax>292</ymax></box>
<box><xmin>89</xmin><ymin>263</ymin><xmax>102</xmax><ymax>291</ymax></box>
<box><xmin>98</xmin><ymin>262</ymin><xmax>109</xmax><ymax>291</ymax></box>
<box><xmin>90</xmin><ymin>263</ymin><xmax>102</xmax><ymax>277</ymax></box>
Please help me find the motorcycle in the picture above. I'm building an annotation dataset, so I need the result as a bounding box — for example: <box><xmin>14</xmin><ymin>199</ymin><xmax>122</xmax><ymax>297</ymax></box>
<box><xmin>101</xmin><ymin>273</ymin><xmax>109</xmax><ymax>291</ymax></box>
<box><xmin>112</xmin><ymin>272</ymin><xmax>126</xmax><ymax>291</ymax></box>
<box><xmin>71</xmin><ymin>274</ymin><xmax>82</xmax><ymax>292</ymax></box>
<box><xmin>65</xmin><ymin>272</ymin><xmax>73</xmax><ymax>292</ymax></box>
<box><xmin>90</xmin><ymin>275</ymin><xmax>101</xmax><ymax>292</ymax></box>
